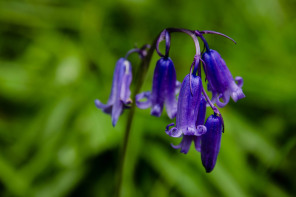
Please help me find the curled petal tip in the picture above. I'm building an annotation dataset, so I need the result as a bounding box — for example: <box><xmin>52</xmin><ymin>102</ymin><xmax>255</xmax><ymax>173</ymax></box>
<box><xmin>136</xmin><ymin>91</ymin><xmax>151</xmax><ymax>109</ymax></box>
<box><xmin>151</xmin><ymin>105</ymin><xmax>162</xmax><ymax>117</ymax></box>
<box><xmin>216</xmin><ymin>93</ymin><xmax>230</xmax><ymax>108</ymax></box>
<box><xmin>166</xmin><ymin>123</ymin><xmax>175</xmax><ymax>130</ymax></box>
<box><xmin>171</xmin><ymin>143</ymin><xmax>182</xmax><ymax>149</ymax></box>
<box><xmin>231</xmin><ymin>89</ymin><xmax>246</xmax><ymax>102</ymax></box>
<box><xmin>165</xmin><ymin>123</ymin><xmax>182</xmax><ymax>137</ymax></box>
<box><xmin>196</xmin><ymin>125</ymin><xmax>207</xmax><ymax>135</ymax></box>
<box><xmin>184</xmin><ymin>125</ymin><xmax>207</xmax><ymax>136</ymax></box>
<box><xmin>235</xmin><ymin>76</ymin><xmax>244</xmax><ymax>88</ymax></box>
<box><xmin>167</xmin><ymin>127</ymin><xmax>182</xmax><ymax>137</ymax></box>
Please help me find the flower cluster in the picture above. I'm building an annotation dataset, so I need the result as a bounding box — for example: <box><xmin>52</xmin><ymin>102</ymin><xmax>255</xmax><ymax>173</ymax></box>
<box><xmin>95</xmin><ymin>28</ymin><xmax>245</xmax><ymax>172</ymax></box>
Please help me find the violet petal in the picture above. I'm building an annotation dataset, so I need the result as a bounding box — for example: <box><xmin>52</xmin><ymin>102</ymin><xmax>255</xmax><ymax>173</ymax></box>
<box><xmin>136</xmin><ymin>91</ymin><xmax>151</xmax><ymax>109</ymax></box>
<box><xmin>165</xmin><ymin>123</ymin><xmax>182</xmax><ymax>137</ymax></box>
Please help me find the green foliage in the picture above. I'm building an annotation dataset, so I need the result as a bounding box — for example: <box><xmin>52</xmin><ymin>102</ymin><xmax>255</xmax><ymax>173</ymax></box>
<box><xmin>0</xmin><ymin>0</ymin><xmax>295</xmax><ymax>196</ymax></box>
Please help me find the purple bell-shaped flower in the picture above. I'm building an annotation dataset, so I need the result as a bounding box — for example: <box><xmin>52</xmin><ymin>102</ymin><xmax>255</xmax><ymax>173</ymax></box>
<box><xmin>95</xmin><ymin>58</ymin><xmax>132</xmax><ymax>127</ymax></box>
<box><xmin>171</xmin><ymin>96</ymin><xmax>207</xmax><ymax>153</ymax></box>
<box><xmin>166</xmin><ymin>74</ymin><xmax>207</xmax><ymax>153</ymax></box>
<box><xmin>201</xmin><ymin>114</ymin><xmax>223</xmax><ymax>173</ymax></box>
<box><xmin>202</xmin><ymin>49</ymin><xmax>245</xmax><ymax>107</ymax></box>
<box><xmin>136</xmin><ymin>57</ymin><xmax>179</xmax><ymax>119</ymax></box>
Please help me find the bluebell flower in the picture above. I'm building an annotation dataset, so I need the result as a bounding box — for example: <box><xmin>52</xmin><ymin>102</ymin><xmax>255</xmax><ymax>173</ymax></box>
<box><xmin>166</xmin><ymin>74</ymin><xmax>207</xmax><ymax>153</ymax></box>
<box><xmin>202</xmin><ymin>49</ymin><xmax>245</xmax><ymax>107</ymax></box>
<box><xmin>136</xmin><ymin>57</ymin><xmax>180</xmax><ymax>119</ymax></box>
<box><xmin>201</xmin><ymin>114</ymin><xmax>223</xmax><ymax>173</ymax></box>
<box><xmin>171</xmin><ymin>96</ymin><xmax>207</xmax><ymax>153</ymax></box>
<box><xmin>95</xmin><ymin>58</ymin><xmax>132</xmax><ymax>127</ymax></box>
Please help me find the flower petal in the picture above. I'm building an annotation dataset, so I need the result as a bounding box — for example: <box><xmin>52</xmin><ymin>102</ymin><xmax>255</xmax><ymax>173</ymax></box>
<box><xmin>165</xmin><ymin>102</ymin><xmax>177</xmax><ymax>119</ymax></box>
<box><xmin>216</xmin><ymin>92</ymin><xmax>230</xmax><ymax>108</ymax></box>
<box><xmin>176</xmin><ymin>74</ymin><xmax>202</xmax><ymax>132</ymax></box>
<box><xmin>165</xmin><ymin>123</ymin><xmax>182</xmax><ymax>137</ymax></box>
<box><xmin>229</xmin><ymin>81</ymin><xmax>246</xmax><ymax>102</ymax></box>
<box><xmin>180</xmin><ymin>136</ymin><xmax>193</xmax><ymax>154</ymax></box>
<box><xmin>150</xmin><ymin>58</ymin><xmax>167</xmax><ymax>116</ymax></box>
<box><xmin>196</xmin><ymin>96</ymin><xmax>207</xmax><ymax>126</ymax></box>
<box><xmin>175</xmin><ymin>81</ymin><xmax>181</xmax><ymax>95</ymax></box>
<box><xmin>196</xmin><ymin>125</ymin><xmax>207</xmax><ymax>135</ymax></box>
<box><xmin>136</xmin><ymin>91</ymin><xmax>151</xmax><ymax>109</ymax></box>
<box><xmin>120</xmin><ymin>60</ymin><xmax>132</xmax><ymax>103</ymax></box>
<box><xmin>151</xmin><ymin>104</ymin><xmax>162</xmax><ymax>117</ymax></box>
<box><xmin>111</xmin><ymin>100</ymin><xmax>123</xmax><ymax>127</ymax></box>
<box><xmin>164</xmin><ymin>61</ymin><xmax>178</xmax><ymax>119</ymax></box>
<box><xmin>171</xmin><ymin>142</ymin><xmax>182</xmax><ymax>149</ymax></box>
<box><xmin>95</xmin><ymin>99</ymin><xmax>112</xmax><ymax>114</ymax></box>
<box><xmin>235</xmin><ymin>76</ymin><xmax>243</xmax><ymax>88</ymax></box>
<box><xmin>194</xmin><ymin>136</ymin><xmax>201</xmax><ymax>152</ymax></box>
<box><xmin>231</xmin><ymin>88</ymin><xmax>245</xmax><ymax>102</ymax></box>
<box><xmin>171</xmin><ymin>136</ymin><xmax>193</xmax><ymax>154</ymax></box>
<box><xmin>107</xmin><ymin>58</ymin><xmax>126</xmax><ymax>105</ymax></box>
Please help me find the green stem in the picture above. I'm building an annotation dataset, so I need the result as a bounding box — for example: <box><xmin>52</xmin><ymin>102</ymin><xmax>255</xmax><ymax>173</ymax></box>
<box><xmin>115</xmin><ymin>35</ymin><xmax>158</xmax><ymax>197</ymax></box>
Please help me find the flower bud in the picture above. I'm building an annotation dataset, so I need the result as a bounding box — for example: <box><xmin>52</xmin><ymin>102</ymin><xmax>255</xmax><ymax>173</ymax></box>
<box><xmin>201</xmin><ymin>114</ymin><xmax>223</xmax><ymax>172</ymax></box>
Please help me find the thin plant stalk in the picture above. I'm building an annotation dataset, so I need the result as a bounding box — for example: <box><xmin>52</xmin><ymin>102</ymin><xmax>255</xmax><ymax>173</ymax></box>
<box><xmin>115</xmin><ymin>37</ymin><xmax>158</xmax><ymax>197</ymax></box>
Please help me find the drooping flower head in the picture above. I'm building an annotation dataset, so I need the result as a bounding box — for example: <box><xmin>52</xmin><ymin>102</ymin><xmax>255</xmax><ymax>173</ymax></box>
<box><xmin>94</xmin><ymin>28</ymin><xmax>245</xmax><ymax>174</ymax></box>
<box><xmin>166</xmin><ymin>73</ymin><xmax>207</xmax><ymax>153</ymax></box>
<box><xmin>136</xmin><ymin>57</ymin><xmax>179</xmax><ymax>119</ymax></box>
<box><xmin>202</xmin><ymin>49</ymin><xmax>245</xmax><ymax>107</ymax></box>
<box><xmin>95</xmin><ymin>58</ymin><xmax>132</xmax><ymax>127</ymax></box>
<box><xmin>201</xmin><ymin>114</ymin><xmax>223</xmax><ymax>173</ymax></box>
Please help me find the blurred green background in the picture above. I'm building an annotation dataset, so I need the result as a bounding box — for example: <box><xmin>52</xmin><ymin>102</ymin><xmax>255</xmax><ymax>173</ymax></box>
<box><xmin>0</xmin><ymin>0</ymin><xmax>296</xmax><ymax>196</ymax></box>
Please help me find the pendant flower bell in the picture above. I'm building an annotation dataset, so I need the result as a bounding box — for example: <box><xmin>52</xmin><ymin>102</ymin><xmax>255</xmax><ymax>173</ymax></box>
<box><xmin>170</xmin><ymin>96</ymin><xmax>207</xmax><ymax>153</ymax></box>
<box><xmin>95</xmin><ymin>58</ymin><xmax>132</xmax><ymax>127</ymax></box>
<box><xmin>166</xmin><ymin>73</ymin><xmax>207</xmax><ymax>153</ymax></box>
<box><xmin>202</xmin><ymin>49</ymin><xmax>245</xmax><ymax>107</ymax></box>
<box><xmin>136</xmin><ymin>57</ymin><xmax>179</xmax><ymax>118</ymax></box>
